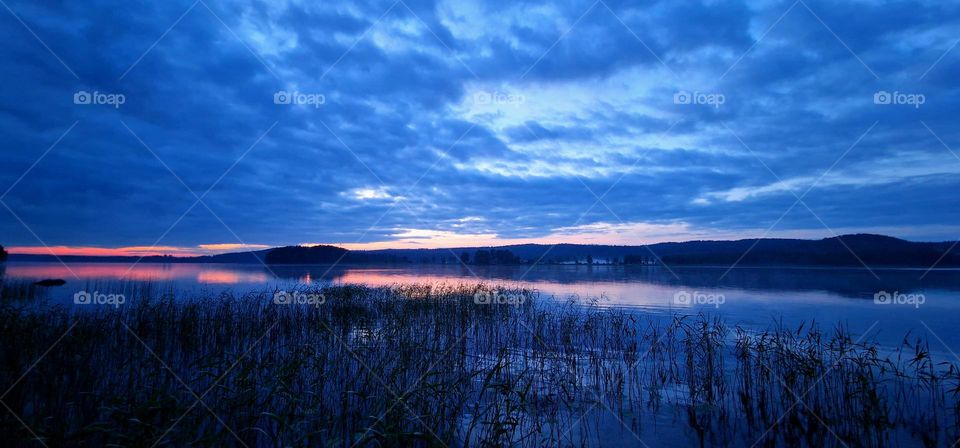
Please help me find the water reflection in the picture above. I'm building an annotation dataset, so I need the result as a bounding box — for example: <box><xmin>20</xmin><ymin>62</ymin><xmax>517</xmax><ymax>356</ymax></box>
<box><xmin>5</xmin><ymin>262</ymin><xmax>960</xmax><ymax>300</ymax></box>
<box><xmin>290</xmin><ymin>264</ymin><xmax>957</xmax><ymax>297</ymax></box>
<box><xmin>5</xmin><ymin>262</ymin><xmax>183</xmax><ymax>281</ymax></box>
<box><xmin>4</xmin><ymin>262</ymin><xmax>960</xmax><ymax>350</ymax></box>
<box><xmin>195</xmin><ymin>268</ymin><xmax>272</xmax><ymax>284</ymax></box>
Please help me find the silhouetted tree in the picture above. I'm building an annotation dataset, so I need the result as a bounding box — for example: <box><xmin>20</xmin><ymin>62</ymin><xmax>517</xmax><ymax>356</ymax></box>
<box><xmin>474</xmin><ymin>250</ymin><xmax>492</xmax><ymax>265</ymax></box>
<box><xmin>265</xmin><ymin>245</ymin><xmax>348</xmax><ymax>264</ymax></box>
<box><xmin>491</xmin><ymin>249</ymin><xmax>520</xmax><ymax>264</ymax></box>
<box><xmin>586</xmin><ymin>255</ymin><xmax>593</xmax><ymax>265</ymax></box>
<box><xmin>0</xmin><ymin>245</ymin><xmax>6</xmax><ymax>261</ymax></box>
<box><xmin>468</xmin><ymin>249</ymin><xmax>520</xmax><ymax>265</ymax></box>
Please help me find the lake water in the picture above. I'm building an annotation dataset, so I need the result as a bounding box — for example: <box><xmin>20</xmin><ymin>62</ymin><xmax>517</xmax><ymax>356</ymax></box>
<box><xmin>4</xmin><ymin>261</ymin><xmax>960</xmax><ymax>353</ymax></box>
<box><xmin>4</xmin><ymin>261</ymin><xmax>960</xmax><ymax>446</ymax></box>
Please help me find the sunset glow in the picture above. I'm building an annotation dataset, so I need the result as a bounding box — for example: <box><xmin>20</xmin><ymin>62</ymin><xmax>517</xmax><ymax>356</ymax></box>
<box><xmin>7</xmin><ymin>244</ymin><xmax>269</xmax><ymax>257</ymax></box>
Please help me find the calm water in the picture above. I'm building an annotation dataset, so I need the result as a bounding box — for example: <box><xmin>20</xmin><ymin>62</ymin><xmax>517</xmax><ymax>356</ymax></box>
<box><xmin>4</xmin><ymin>261</ymin><xmax>960</xmax><ymax>352</ymax></box>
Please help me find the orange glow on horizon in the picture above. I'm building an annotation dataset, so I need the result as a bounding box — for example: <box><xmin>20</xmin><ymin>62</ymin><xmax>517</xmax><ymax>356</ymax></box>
<box><xmin>7</xmin><ymin>245</ymin><xmax>204</xmax><ymax>257</ymax></box>
<box><xmin>7</xmin><ymin>243</ymin><xmax>269</xmax><ymax>258</ymax></box>
<box><xmin>4</xmin><ymin>223</ymin><xmax>856</xmax><ymax>257</ymax></box>
<box><xmin>198</xmin><ymin>243</ymin><xmax>271</xmax><ymax>251</ymax></box>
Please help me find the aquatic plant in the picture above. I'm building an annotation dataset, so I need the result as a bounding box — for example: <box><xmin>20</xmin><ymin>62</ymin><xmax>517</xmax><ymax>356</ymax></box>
<box><xmin>0</xmin><ymin>283</ymin><xmax>956</xmax><ymax>447</ymax></box>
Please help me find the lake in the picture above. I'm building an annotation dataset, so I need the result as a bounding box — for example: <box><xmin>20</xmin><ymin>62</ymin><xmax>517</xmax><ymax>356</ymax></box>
<box><xmin>2</xmin><ymin>263</ymin><xmax>960</xmax><ymax>446</ymax></box>
<box><xmin>4</xmin><ymin>261</ymin><xmax>960</xmax><ymax>353</ymax></box>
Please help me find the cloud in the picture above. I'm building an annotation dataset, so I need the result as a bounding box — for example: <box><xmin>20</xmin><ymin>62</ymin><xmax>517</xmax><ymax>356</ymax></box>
<box><xmin>1</xmin><ymin>0</ymin><xmax>959</xmax><ymax>252</ymax></box>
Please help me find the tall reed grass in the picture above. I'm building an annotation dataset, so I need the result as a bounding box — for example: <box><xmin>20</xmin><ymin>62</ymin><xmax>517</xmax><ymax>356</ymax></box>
<box><xmin>0</xmin><ymin>283</ymin><xmax>956</xmax><ymax>447</ymax></box>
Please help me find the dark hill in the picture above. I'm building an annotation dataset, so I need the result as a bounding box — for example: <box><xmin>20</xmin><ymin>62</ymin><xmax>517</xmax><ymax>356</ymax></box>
<box><xmin>6</xmin><ymin>234</ymin><xmax>959</xmax><ymax>268</ymax></box>
<box><xmin>264</xmin><ymin>245</ymin><xmax>347</xmax><ymax>264</ymax></box>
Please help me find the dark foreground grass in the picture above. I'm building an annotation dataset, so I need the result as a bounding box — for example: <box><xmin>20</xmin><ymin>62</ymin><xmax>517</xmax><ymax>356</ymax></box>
<box><xmin>0</xmin><ymin>283</ymin><xmax>957</xmax><ymax>447</ymax></box>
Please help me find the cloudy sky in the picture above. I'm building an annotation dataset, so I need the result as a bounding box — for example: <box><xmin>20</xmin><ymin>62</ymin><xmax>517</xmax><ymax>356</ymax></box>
<box><xmin>1</xmin><ymin>0</ymin><xmax>959</xmax><ymax>255</ymax></box>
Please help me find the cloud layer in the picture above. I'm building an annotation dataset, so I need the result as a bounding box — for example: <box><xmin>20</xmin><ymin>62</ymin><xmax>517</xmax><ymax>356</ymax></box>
<box><xmin>1</xmin><ymin>0</ymin><xmax>959</xmax><ymax>253</ymax></box>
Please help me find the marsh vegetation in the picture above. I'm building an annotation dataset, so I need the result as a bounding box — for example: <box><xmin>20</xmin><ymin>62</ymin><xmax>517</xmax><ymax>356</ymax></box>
<box><xmin>0</xmin><ymin>282</ymin><xmax>957</xmax><ymax>447</ymax></box>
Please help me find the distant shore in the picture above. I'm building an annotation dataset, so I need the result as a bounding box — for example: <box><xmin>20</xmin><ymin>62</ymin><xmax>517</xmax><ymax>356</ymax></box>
<box><xmin>7</xmin><ymin>233</ymin><xmax>960</xmax><ymax>268</ymax></box>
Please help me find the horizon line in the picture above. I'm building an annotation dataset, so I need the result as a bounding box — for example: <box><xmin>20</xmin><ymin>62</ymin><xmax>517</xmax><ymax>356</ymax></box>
<box><xmin>3</xmin><ymin>232</ymin><xmax>944</xmax><ymax>259</ymax></box>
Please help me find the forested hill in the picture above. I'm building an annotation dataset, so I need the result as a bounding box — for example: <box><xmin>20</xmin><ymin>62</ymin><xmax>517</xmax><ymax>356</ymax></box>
<box><xmin>6</xmin><ymin>235</ymin><xmax>959</xmax><ymax>267</ymax></box>
<box><xmin>357</xmin><ymin>234</ymin><xmax>960</xmax><ymax>267</ymax></box>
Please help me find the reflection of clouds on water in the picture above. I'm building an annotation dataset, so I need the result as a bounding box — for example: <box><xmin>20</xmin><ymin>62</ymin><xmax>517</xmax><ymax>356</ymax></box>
<box><xmin>7</xmin><ymin>262</ymin><xmax>272</xmax><ymax>285</ymax></box>
<box><xmin>6</xmin><ymin>262</ymin><xmax>180</xmax><ymax>281</ymax></box>
<box><xmin>5</xmin><ymin>262</ymin><xmax>960</xmax><ymax>352</ymax></box>
<box><xmin>6</xmin><ymin>262</ymin><xmax>960</xmax><ymax>296</ymax></box>
<box><xmin>270</xmin><ymin>264</ymin><xmax>960</xmax><ymax>357</ymax></box>
<box><xmin>196</xmin><ymin>269</ymin><xmax>271</xmax><ymax>284</ymax></box>
<box><xmin>8</xmin><ymin>262</ymin><xmax>959</xmax><ymax>303</ymax></box>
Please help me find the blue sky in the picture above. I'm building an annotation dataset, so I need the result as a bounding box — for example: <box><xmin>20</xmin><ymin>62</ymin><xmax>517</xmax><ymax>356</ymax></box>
<box><xmin>1</xmin><ymin>0</ymin><xmax>959</xmax><ymax>255</ymax></box>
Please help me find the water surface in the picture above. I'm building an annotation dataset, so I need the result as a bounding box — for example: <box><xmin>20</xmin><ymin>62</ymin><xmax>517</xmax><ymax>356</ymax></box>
<box><xmin>4</xmin><ymin>261</ymin><xmax>960</xmax><ymax>351</ymax></box>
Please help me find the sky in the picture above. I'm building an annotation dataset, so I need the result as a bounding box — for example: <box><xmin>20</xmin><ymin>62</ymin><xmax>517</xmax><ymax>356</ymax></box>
<box><xmin>1</xmin><ymin>0</ymin><xmax>959</xmax><ymax>256</ymax></box>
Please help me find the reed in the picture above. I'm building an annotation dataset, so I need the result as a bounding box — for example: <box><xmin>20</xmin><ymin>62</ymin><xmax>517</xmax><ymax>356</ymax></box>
<box><xmin>0</xmin><ymin>283</ymin><xmax>956</xmax><ymax>447</ymax></box>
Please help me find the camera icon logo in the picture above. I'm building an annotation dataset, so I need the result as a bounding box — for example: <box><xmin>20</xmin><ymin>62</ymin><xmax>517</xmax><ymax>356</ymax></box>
<box><xmin>673</xmin><ymin>90</ymin><xmax>692</xmax><ymax>105</ymax></box>
<box><xmin>874</xmin><ymin>290</ymin><xmax>892</xmax><ymax>304</ymax></box>
<box><xmin>273</xmin><ymin>291</ymin><xmax>292</xmax><ymax>304</ymax></box>
<box><xmin>473</xmin><ymin>91</ymin><xmax>492</xmax><ymax>105</ymax></box>
<box><xmin>474</xmin><ymin>291</ymin><xmax>493</xmax><ymax>305</ymax></box>
<box><xmin>74</xmin><ymin>290</ymin><xmax>92</xmax><ymax>304</ymax></box>
<box><xmin>873</xmin><ymin>91</ymin><xmax>892</xmax><ymax>105</ymax></box>
<box><xmin>273</xmin><ymin>91</ymin><xmax>292</xmax><ymax>105</ymax></box>
<box><xmin>673</xmin><ymin>290</ymin><xmax>692</xmax><ymax>305</ymax></box>
<box><xmin>73</xmin><ymin>91</ymin><xmax>92</xmax><ymax>105</ymax></box>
